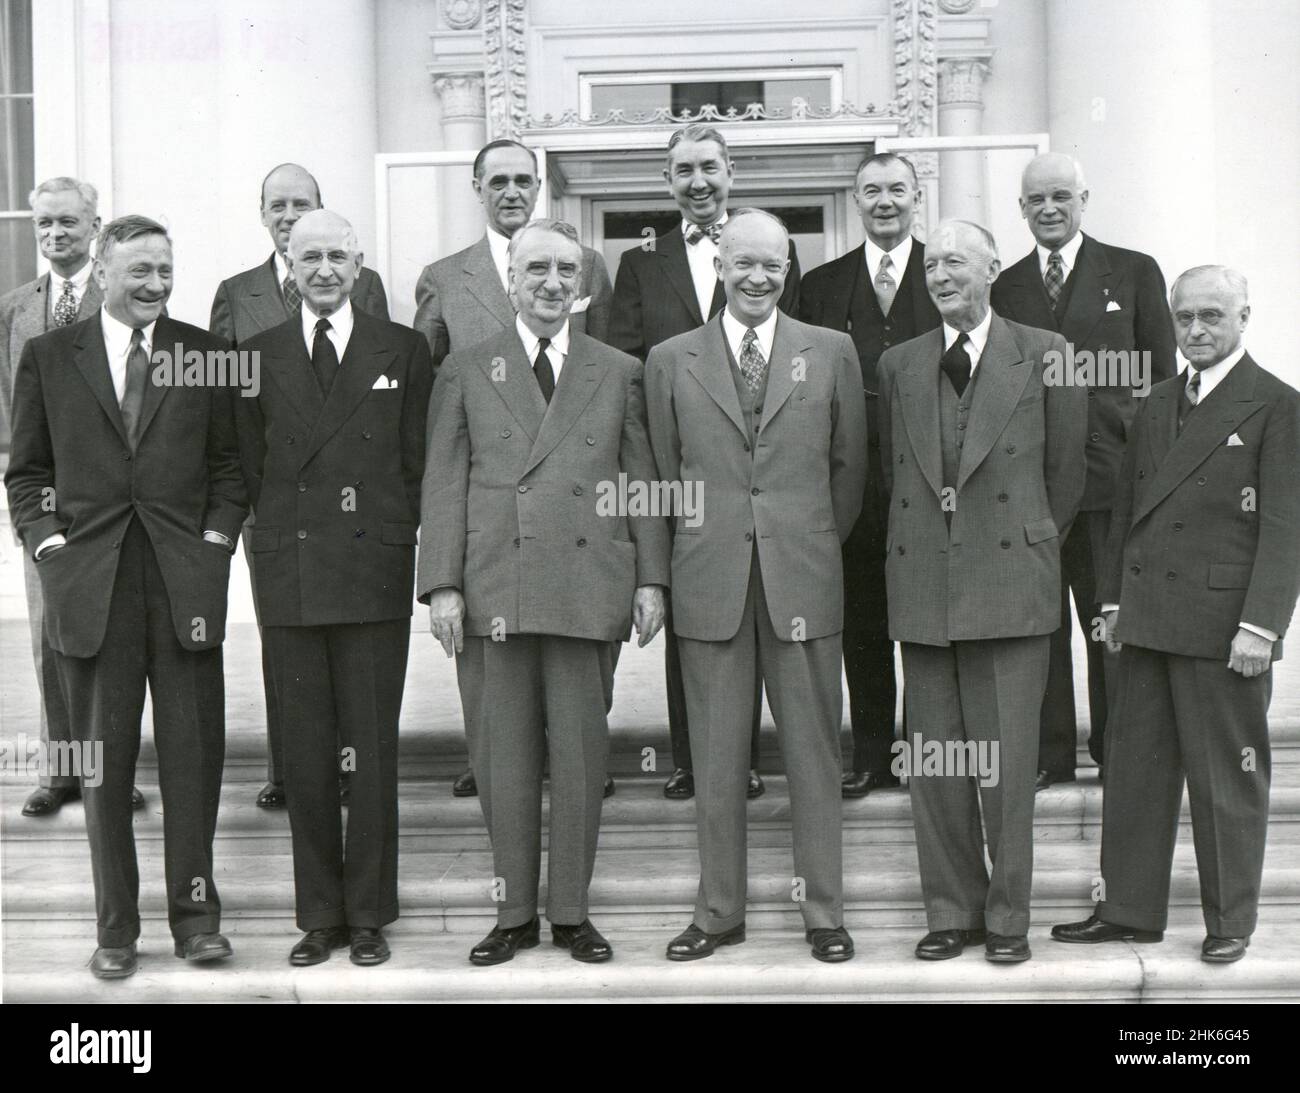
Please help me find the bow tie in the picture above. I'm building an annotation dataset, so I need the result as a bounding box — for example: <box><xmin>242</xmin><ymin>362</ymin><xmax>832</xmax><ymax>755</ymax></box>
<box><xmin>685</xmin><ymin>222</ymin><xmax>722</xmax><ymax>246</ymax></box>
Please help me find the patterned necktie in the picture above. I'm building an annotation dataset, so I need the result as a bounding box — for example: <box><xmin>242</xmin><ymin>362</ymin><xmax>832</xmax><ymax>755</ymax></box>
<box><xmin>533</xmin><ymin>337</ymin><xmax>555</xmax><ymax>403</ymax></box>
<box><xmin>738</xmin><ymin>327</ymin><xmax>767</xmax><ymax>394</ymax></box>
<box><xmin>121</xmin><ymin>329</ymin><xmax>150</xmax><ymax>447</ymax></box>
<box><xmin>53</xmin><ymin>279</ymin><xmax>78</xmax><ymax>327</ymax></box>
<box><xmin>1044</xmin><ymin>250</ymin><xmax>1065</xmax><ymax>308</ymax></box>
<box><xmin>1177</xmin><ymin>369</ymin><xmax>1201</xmax><ymax>434</ymax></box>
<box><xmin>685</xmin><ymin>222</ymin><xmax>722</xmax><ymax>246</ymax></box>
<box><xmin>874</xmin><ymin>253</ymin><xmax>897</xmax><ymax>315</ymax></box>
<box><xmin>940</xmin><ymin>332</ymin><xmax>972</xmax><ymax>398</ymax></box>
<box><xmin>312</xmin><ymin>318</ymin><xmax>338</xmax><ymax>395</ymax></box>
<box><xmin>283</xmin><ymin>274</ymin><xmax>303</xmax><ymax>314</ymax></box>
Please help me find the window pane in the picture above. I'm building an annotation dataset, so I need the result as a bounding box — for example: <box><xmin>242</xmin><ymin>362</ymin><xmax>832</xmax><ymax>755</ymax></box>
<box><xmin>0</xmin><ymin>93</ymin><xmax>34</xmax><ymax>208</ymax></box>
<box><xmin>590</xmin><ymin>75</ymin><xmax>833</xmax><ymax>119</ymax></box>
<box><xmin>0</xmin><ymin>217</ymin><xmax>36</xmax><ymax>304</ymax></box>
<box><xmin>2</xmin><ymin>0</ymin><xmax>34</xmax><ymax>95</ymax></box>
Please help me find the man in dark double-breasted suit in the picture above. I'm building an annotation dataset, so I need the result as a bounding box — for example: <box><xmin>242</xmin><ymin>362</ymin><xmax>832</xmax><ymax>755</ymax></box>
<box><xmin>799</xmin><ymin>153</ymin><xmax>940</xmax><ymax>797</ymax></box>
<box><xmin>1054</xmin><ymin>266</ymin><xmax>1300</xmax><ymax>964</ymax></box>
<box><xmin>235</xmin><ymin>210</ymin><xmax>433</xmax><ymax>969</ymax></box>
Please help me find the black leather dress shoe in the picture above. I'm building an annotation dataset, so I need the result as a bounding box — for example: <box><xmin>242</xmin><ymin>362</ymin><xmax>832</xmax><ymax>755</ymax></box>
<box><xmin>256</xmin><ymin>782</ymin><xmax>286</xmax><ymax>809</ymax></box>
<box><xmin>603</xmin><ymin>776</ymin><xmax>616</xmax><ymax>799</ymax></box>
<box><xmin>452</xmin><ymin>769</ymin><xmax>478</xmax><ymax>797</ymax></box>
<box><xmin>841</xmin><ymin>771</ymin><xmax>901</xmax><ymax>799</ymax></box>
<box><xmin>90</xmin><ymin>943</ymin><xmax>137</xmax><ymax>979</ymax></box>
<box><xmin>174</xmin><ymin>932</ymin><xmax>233</xmax><ymax>962</ymax></box>
<box><xmin>470</xmin><ymin>919</ymin><xmax>540</xmax><ymax>965</ymax></box>
<box><xmin>1051</xmin><ymin>914</ymin><xmax>1163</xmax><ymax>944</ymax></box>
<box><xmin>289</xmin><ymin>926</ymin><xmax>350</xmax><ymax>966</ymax></box>
<box><xmin>131</xmin><ymin>786</ymin><xmax>145</xmax><ymax>810</ymax></box>
<box><xmin>663</xmin><ymin>768</ymin><xmax>694</xmax><ymax>799</ymax></box>
<box><xmin>1202</xmin><ymin>935</ymin><xmax>1250</xmax><ymax>963</ymax></box>
<box><xmin>552</xmin><ymin>920</ymin><xmax>613</xmax><ymax>963</ymax></box>
<box><xmin>807</xmin><ymin>925</ymin><xmax>855</xmax><ymax>962</ymax></box>
<box><xmin>22</xmin><ymin>785</ymin><xmax>79</xmax><ymax>817</ymax></box>
<box><xmin>915</xmin><ymin>928</ymin><xmax>986</xmax><ymax>960</ymax></box>
<box><xmin>665</xmin><ymin>922</ymin><xmax>746</xmax><ymax>961</ymax></box>
<box><xmin>985</xmin><ymin>933</ymin><xmax>1031</xmax><ymax>963</ymax></box>
<box><xmin>350</xmin><ymin>927</ymin><xmax>390</xmax><ymax>966</ymax></box>
<box><xmin>747</xmin><ymin>770</ymin><xmax>765</xmax><ymax>799</ymax></box>
<box><xmin>1034</xmin><ymin>769</ymin><xmax>1077</xmax><ymax>792</ymax></box>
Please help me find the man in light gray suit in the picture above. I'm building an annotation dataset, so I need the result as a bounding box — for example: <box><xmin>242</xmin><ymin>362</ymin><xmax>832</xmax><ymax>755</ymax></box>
<box><xmin>414</xmin><ymin>139</ymin><xmax>614</xmax><ymax>799</ymax></box>
<box><xmin>877</xmin><ymin>220</ymin><xmax>1087</xmax><ymax>963</ymax></box>
<box><xmin>0</xmin><ymin>177</ymin><xmax>140</xmax><ymax>818</ymax></box>
<box><xmin>645</xmin><ymin>209</ymin><xmax>867</xmax><ymax>963</ymax></box>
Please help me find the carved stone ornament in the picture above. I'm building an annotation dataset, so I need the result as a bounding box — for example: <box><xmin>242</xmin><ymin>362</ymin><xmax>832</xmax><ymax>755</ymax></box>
<box><xmin>433</xmin><ymin>72</ymin><xmax>487</xmax><ymax>122</ymax></box>
<box><xmin>483</xmin><ymin>0</ymin><xmax>528</xmax><ymax>139</ymax></box>
<box><xmin>441</xmin><ymin>0</ymin><xmax>482</xmax><ymax>31</ymax></box>
<box><xmin>937</xmin><ymin>57</ymin><xmax>990</xmax><ymax>107</ymax></box>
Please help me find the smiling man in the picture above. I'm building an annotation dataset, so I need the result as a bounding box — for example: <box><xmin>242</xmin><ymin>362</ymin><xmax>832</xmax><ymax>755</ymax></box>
<box><xmin>645</xmin><ymin>208</ymin><xmax>866</xmax><ymax>964</ymax></box>
<box><xmin>800</xmin><ymin>153</ymin><xmax>941</xmax><ymax>799</ymax></box>
<box><xmin>877</xmin><ymin>219</ymin><xmax>1087</xmax><ymax>964</ymax></box>
<box><xmin>6</xmin><ymin>215</ymin><xmax>248</xmax><ymax>979</ymax></box>
<box><xmin>234</xmin><ymin>209</ymin><xmax>433</xmax><ymax>969</ymax></box>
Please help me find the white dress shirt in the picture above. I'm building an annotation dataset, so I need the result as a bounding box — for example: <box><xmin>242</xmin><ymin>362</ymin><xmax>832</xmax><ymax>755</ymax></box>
<box><xmin>941</xmin><ymin>309</ymin><xmax>992</xmax><ymax>377</ymax></box>
<box><xmin>273</xmin><ymin>250</ymin><xmax>292</xmax><ymax>289</ymax></box>
<box><xmin>301</xmin><ymin>298</ymin><xmax>355</xmax><ymax>363</ymax></box>
<box><xmin>864</xmin><ymin>235</ymin><xmax>913</xmax><ymax>286</ymax></box>
<box><xmin>49</xmin><ymin>261</ymin><xmax>94</xmax><ymax>315</ymax></box>
<box><xmin>721</xmin><ymin>306</ymin><xmax>778</xmax><ymax>367</ymax></box>
<box><xmin>683</xmin><ymin>212</ymin><xmax>728</xmax><ymax>322</ymax></box>
<box><xmin>1036</xmin><ymin>230</ymin><xmax>1084</xmax><ymax>280</ymax></box>
<box><xmin>101</xmin><ymin>307</ymin><xmax>157</xmax><ymax>404</ymax></box>
<box><xmin>516</xmin><ymin>314</ymin><xmax>570</xmax><ymax>385</ymax></box>
<box><xmin>487</xmin><ymin>228</ymin><xmax>513</xmax><ymax>294</ymax></box>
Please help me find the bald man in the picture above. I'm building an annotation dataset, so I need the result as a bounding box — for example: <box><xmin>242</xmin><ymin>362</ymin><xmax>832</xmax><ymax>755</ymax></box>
<box><xmin>211</xmin><ymin>162</ymin><xmax>391</xmax><ymax>810</ymax></box>
<box><xmin>233</xmin><ymin>210</ymin><xmax>433</xmax><ymax>968</ymax></box>
<box><xmin>992</xmin><ymin>154</ymin><xmax>1175</xmax><ymax>791</ymax></box>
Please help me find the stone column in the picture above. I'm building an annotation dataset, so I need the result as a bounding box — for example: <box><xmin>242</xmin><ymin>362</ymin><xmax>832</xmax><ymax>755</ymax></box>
<box><xmin>936</xmin><ymin>56</ymin><xmax>991</xmax><ymax>224</ymax></box>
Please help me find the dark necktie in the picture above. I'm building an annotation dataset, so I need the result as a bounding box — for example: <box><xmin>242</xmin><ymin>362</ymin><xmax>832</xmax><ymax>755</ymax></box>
<box><xmin>283</xmin><ymin>274</ymin><xmax>303</xmax><ymax>314</ymax></box>
<box><xmin>121</xmin><ymin>329</ymin><xmax>149</xmax><ymax>447</ymax></box>
<box><xmin>1177</xmin><ymin>369</ymin><xmax>1202</xmax><ymax>434</ymax></box>
<box><xmin>53</xmin><ymin>279</ymin><xmax>78</xmax><ymax>326</ymax></box>
<box><xmin>940</xmin><ymin>332</ymin><xmax>972</xmax><ymax>397</ymax></box>
<box><xmin>533</xmin><ymin>337</ymin><xmax>555</xmax><ymax>403</ymax></box>
<box><xmin>1044</xmin><ymin>250</ymin><xmax>1065</xmax><ymax>308</ymax></box>
<box><xmin>685</xmin><ymin>222</ymin><xmax>722</xmax><ymax>246</ymax></box>
<box><xmin>312</xmin><ymin>318</ymin><xmax>339</xmax><ymax>396</ymax></box>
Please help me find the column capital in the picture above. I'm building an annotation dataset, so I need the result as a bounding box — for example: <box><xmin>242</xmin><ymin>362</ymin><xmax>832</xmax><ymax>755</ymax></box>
<box><xmin>432</xmin><ymin>71</ymin><xmax>486</xmax><ymax>123</ymax></box>
<box><xmin>937</xmin><ymin>56</ymin><xmax>991</xmax><ymax>108</ymax></box>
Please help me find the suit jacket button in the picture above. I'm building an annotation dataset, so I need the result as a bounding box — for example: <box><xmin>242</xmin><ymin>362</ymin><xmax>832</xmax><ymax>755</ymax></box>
<box><xmin>1087</xmin><ymin>390</ymin><xmax>1096</xmax><ymax>398</ymax></box>
<box><xmin>743</xmin><ymin>443</ymin><xmax>751</xmax><ymax>452</ymax></box>
<box><xmin>957</xmin><ymin>422</ymin><xmax>966</xmax><ymax>430</ymax></box>
<box><xmin>754</xmin><ymin>404</ymin><xmax>763</xmax><ymax>414</ymax></box>
<box><xmin>501</xmin><ymin>429</ymin><xmax>511</xmax><ymax>438</ymax></box>
<box><xmin>286</xmin><ymin>436</ymin><xmax>295</xmax><ymax>444</ymax></box>
<box><xmin>899</xmin><ymin>455</ymin><xmax>904</xmax><ymax>463</ymax></box>
<box><xmin>297</xmin><ymin>530</ymin><xmax>307</xmax><ymax>541</ymax></box>
<box><xmin>362</xmin><ymin>430</ymin><xmax>372</xmax><ymax>440</ymax></box>
<box><xmin>576</xmin><ymin>538</ymin><xmax>587</xmax><ymax>547</ymax></box>
<box><xmin>744</xmin><ymin>531</ymin><xmax>753</xmax><ymax>541</ymax></box>
<box><xmin>897</xmin><ymin>545</ymin><xmax>905</xmax><ymax>555</ymax></box>
<box><xmin>573</xmin><ymin>486</ymin><xmax>583</xmax><ymax>496</ymax></box>
<box><xmin>901</xmin><ymin>498</ymin><xmax>909</xmax><ymax>508</ymax></box>
<box><xmin>997</xmin><ymin>492</ymin><xmax>1008</xmax><ymax>502</ymax></box>
<box><xmin>751</xmin><ymin>487</ymin><xmax>761</xmax><ymax>495</ymax></box>
<box><xmin>1173</xmin><ymin>521</ymin><xmax>1184</xmax><ymax>530</ymax></box>
<box><xmin>1197</xmin><ymin>476</ymin><xmax>1207</xmax><ymax>485</ymax></box>
<box><xmin>1006</xmin><ymin>445</ymin><xmax>1017</xmax><ymax>454</ymax></box>
<box><xmin>1166</xmin><ymin>570</ymin><xmax>1176</xmax><ymax>580</ymax></box>
<box><xmin>1000</xmin><ymin>539</ymin><xmax>1011</xmax><ymax>549</ymax></box>
<box><xmin>518</xmin><ymin>485</ymin><xmax>528</xmax><ymax>493</ymax></box>
<box><xmin>586</xmin><ymin>436</ymin><xmax>595</xmax><ymax>445</ymax></box>
<box><xmin>1138</xmin><ymin>469</ymin><xmax>1145</xmax><ymax>478</ymax></box>
<box><xmin>1090</xmin><ymin>432</ymin><xmax>1101</xmax><ymax>442</ymax></box>
<box><xmin>122</xmin><ymin>453</ymin><xmax>131</xmax><ymax>461</ymax></box>
<box><xmin>297</xmin><ymin>482</ymin><xmax>307</xmax><ymax>492</ymax></box>
<box><xmin>513</xmin><ymin>538</ymin><xmax>520</xmax><ymax>547</ymax></box>
<box><xmin>1131</xmin><ymin>564</ymin><xmax>1141</xmax><ymax>575</ymax></box>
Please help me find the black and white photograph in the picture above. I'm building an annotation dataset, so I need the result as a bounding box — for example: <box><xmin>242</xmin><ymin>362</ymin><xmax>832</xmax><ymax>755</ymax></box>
<box><xmin>0</xmin><ymin>0</ymin><xmax>1297</xmax><ymax>1024</ymax></box>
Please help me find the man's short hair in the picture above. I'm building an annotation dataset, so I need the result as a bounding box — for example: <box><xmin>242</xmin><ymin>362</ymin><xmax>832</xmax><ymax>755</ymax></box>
<box><xmin>933</xmin><ymin>218</ymin><xmax>999</xmax><ymax>263</ymax></box>
<box><xmin>853</xmin><ymin>152</ymin><xmax>919</xmax><ymax>188</ymax></box>
<box><xmin>667</xmin><ymin>125</ymin><xmax>730</xmax><ymax>163</ymax></box>
<box><xmin>1170</xmin><ymin>264</ymin><xmax>1249</xmax><ymax>306</ymax></box>
<box><xmin>724</xmin><ymin>206</ymin><xmax>788</xmax><ymax>236</ymax></box>
<box><xmin>473</xmin><ymin>139</ymin><xmax>539</xmax><ymax>181</ymax></box>
<box><xmin>260</xmin><ymin>163</ymin><xmax>322</xmax><ymax>208</ymax></box>
<box><xmin>96</xmin><ymin>215</ymin><xmax>171</xmax><ymax>263</ymax></box>
<box><xmin>29</xmin><ymin>176</ymin><xmax>99</xmax><ymax>216</ymax></box>
<box><xmin>506</xmin><ymin>218</ymin><xmax>581</xmax><ymax>267</ymax></box>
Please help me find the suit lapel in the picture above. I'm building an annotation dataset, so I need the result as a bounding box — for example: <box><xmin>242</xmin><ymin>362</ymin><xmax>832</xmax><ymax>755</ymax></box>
<box><xmin>760</xmin><ymin>315</ymin><xmax>811</xmax><ymax>432</ymax></box>
<box><xmin>136</xmin><ymin>316</ymin><xmax>177</xmax><ymax>443</ymax></box>
<box><xmin>77</xmin><ymin>278</ymin><xmax>103</xmax><ymax>321</ymax></box>
<box><xmin>1146</xmin><ymin>381</ymin><xmax>1178</xmax><ymax>472</ymax></box>
<box><xmin>262</xmin><ymin>318</ymin><xmax>324</xmax><ymax>427</ymax></box>
<box><xmin>246</xmin><ymin>256</ymin><xmax>292</xmax><ymax>334</ymax></box>
<box><xmin>1135</xmin><ymin>356</ymin><xmax>1267</xmax><ymax>526</ymax></box>
<box><xmin>463</xmin><ymin>236</ymin><xmax>516</xmax><ymax>328</ymax></box>
<box><xmin>14</xmin><ymin>275</ymin><xmax>51</xmax><ymax>343</ymax></box>
<box><xmin>72</xmin><ymin>318</ymin><xmax>130</xmax><ymax>448</ymax></box>
<box><xmin>897</xmin><ymin>329</ymin><xmax>945</xmax><ymax>498</ymax></box>
<box><xmin>1059</xmin><ymin>235</ymin><xmax>1111</xmax><ymax>346</ymax></box>
<box><xmin>905</xmin><ymin>240</ymin><xmax>938</xmax><ymax>327</ymax></box>
<box><xmin>685</xmin><ymin>317</ymin><xmax>747</xmax><ymax>441</ymax></box>
<box><xmin>658</xmin><ymin>230</ymin><xmax>706</xmax><ymax>327</ymax></box>
<box><xmin>999</xmin><ymin>253</ymin><xmax>1056</xmax><ymax>331</ymax></box>
<box><xmin>478</xmin><ymin>329</ymin><xmax>546</xmax><ymax>442</ymax></box>
<box><xmin>523</xmin><ymin>335</ymin><xmax>606</xmax><ymax>476</ymax></box>
<box><xmin>300</xmin><ymin>311</ymin><xmax>395</xmax><ymax>467</ymax></box>
<box><xmin>956</xmin><ymin>316</ymin><xmax>1033</xmax><ymax>491</ymax></box>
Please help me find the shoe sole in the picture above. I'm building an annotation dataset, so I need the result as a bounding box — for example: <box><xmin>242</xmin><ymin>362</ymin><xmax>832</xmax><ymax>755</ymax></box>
<box><xmin>553</xmin><ymin>940</ymin><xmax>613</xmax><ymax>964</ymax></box>
<box><xmin>469</xmin><ymin>934</ymin><xmax>539</xmax><ymax>966</ymax></box>
<box><xmin>350</xmin><ymin>951</ymin><xmax>391</xmax><ymax>966</ymax></box>
<box><xmin>90</xmin><ymin>966</ymin><xmax>137</xmax><ymax>980</ymax></box>
<box><xmin>985</xmin><ymin>951</ymin><xmax>1032</xmax><ymax>963</ymax></box>
<box><xmin>452</xmin><ymin>788</ymin><xmax>478</xmax><ymax>798</ymax></box>
<box><xmin>666</xmin><ymin>930</ymin><xmax>746</xmax><ymax>961</ymax></box>
<box><xmin>1201</xmin><ymin>950</ymin><xmax>1247</xmax><ymax>964</ymax></box>
<box><xmin>174</xmin><ymin>945</ymin><xmax>233</xmax><ymax>962</ymax></box>
<box><xmin>915</xmin><ymin>947</ymin><xmax>965</xmax><ymax>960</ymax></box>
<box><xmin>811</xmin><ymin>949</ymin><xmax>854</xmax><ymax>963</ymax></box>
<box><xmin>1051</xmin><ymin>933</ymin><xmax>1163</xmax><ymax>944</ymax></box>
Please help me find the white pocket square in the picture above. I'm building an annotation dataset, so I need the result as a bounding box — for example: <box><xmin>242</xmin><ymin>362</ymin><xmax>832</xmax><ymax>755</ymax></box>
<box><xmin>371</xmin><ymin>376</ymin><xmax>398</xmax><ymax>390</ymax></box>
<box><xmin>1105</xmin><ymin>300</ymin><xmax>1123</xmax><ymax>312</ymax></box>
<box><xmin>1227</xmin><ymin>432</ymin><xmax>1244</xmax><ymax>446</ymax></box>
<box><xmin>570</xmin><ymin>296</ymin><xmax>591</xmax><ymax>314</ymax></box>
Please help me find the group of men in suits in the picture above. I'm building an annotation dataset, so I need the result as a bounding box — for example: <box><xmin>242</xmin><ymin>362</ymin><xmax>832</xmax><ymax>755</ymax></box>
<box><xmin>4</xmin><ymin>128</ymin><xmax>1297</xmax><ymax>975</ymax></box>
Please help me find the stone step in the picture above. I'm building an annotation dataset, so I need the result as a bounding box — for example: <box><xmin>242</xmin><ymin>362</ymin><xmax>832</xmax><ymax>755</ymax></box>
<box><xmin>7</xmin><ymin>840</ymin><xmax>1300</xmax><ymax>930</ymax></box>
<box><xmin>4</xmin><ymin>920</ymin><xmax>1298</xmax><ymax>1003</ymax></box>
<box><xmin>6</xmin><ymin>767</ymin><xmax>1300</xmax><ymax>851</ymax></box>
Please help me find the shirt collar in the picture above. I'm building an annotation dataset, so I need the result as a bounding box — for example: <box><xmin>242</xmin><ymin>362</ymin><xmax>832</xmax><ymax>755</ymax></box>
<box><xmin>487</xmin><ymin>227</ymin><xmax>512</xmax><ymax>286</ymax></box>
<box><xmin>100</xmin><ymin>306</ymin><xmax>157</xmax><ymax>358</ymax></box>
<box><xmin>51</xmin><ymin>261</ymin><xmax>94</xmax><ymax>294</ymax></box>
<box><xmin>721</xmin><ymin>306</ymin><xmax>778</xmax><ymax>363</ymax></box>
<box><xmin>943</xmin><ymin>308</ymin><xmax>993</xmax><ymax>365</ymax></box>
<box><xmin>1186</xmin><ymin>344</ymin><xmax>1246</xmax><ymax>401</ymax></box>
<box><xmin>515</xmin><ymin>314</ymin><xmax>570</xmax><ymax>360</ymax></box>
<box><xmin>272</xmin><ymin>251</ymin><xmax>291</xmax><ymax>287</ymax></box>
<box><xmin>864</xmin><ymin>235</ymin><xmax>913</xmax><ymax>281</ymax></box>
<box><xmin>682</xmin><ymin>211</ymin><xmax>729</xmax><ymax>237</ymax></box>
<box><xmin>301</xmin><ymin>297</ymin><xmax>354</xmax><ymax>353</ymax></box>
<box><xmin>1037</xmin><ymin>231</ymin><xmax>1084</xmax><ymax>276</ymax></box>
